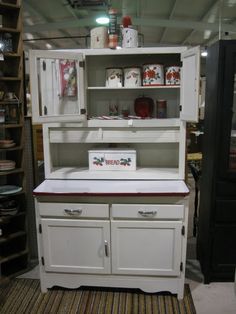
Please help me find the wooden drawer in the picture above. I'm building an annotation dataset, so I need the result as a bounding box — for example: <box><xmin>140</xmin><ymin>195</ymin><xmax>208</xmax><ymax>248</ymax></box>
<box><xmin>111</xmin><ymin>204</ymin><xmax>184</xmax><ymax>219</ymax></box>
<box><xmin>38</xmin><ymin>203</ymin><xmax>109</xmax><ymax>218</ymax></box>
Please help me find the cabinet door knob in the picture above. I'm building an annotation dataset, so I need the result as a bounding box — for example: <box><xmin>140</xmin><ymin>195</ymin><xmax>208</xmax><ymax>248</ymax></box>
<box><xmin>64</xmin><ymin>209</ymin><xmax>82</xmax><ymax>215</ymax></box>
<box><xmin>138</xmin><ymin>210</ymin><xmax>157</xmax><ymax>217</ymax></box>
<box><xmin>104</xmin><ymin>240</ymin><xmax>109</xmax><ymax>257</ymax></box>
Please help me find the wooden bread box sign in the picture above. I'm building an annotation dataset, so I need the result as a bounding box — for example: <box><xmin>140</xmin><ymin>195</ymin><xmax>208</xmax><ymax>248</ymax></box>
<box><xmin>89</xmin><ymin>149</ymin><xmax>136</xmax><ymax>171</ymax></box>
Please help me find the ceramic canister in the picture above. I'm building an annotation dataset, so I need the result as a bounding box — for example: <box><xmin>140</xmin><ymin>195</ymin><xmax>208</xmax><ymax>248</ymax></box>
<box><xmin>165</xmin><ymin>65</ymin><xmax>181</xmax><ymax>85</ymax></box>
<box><xmin>122</xmin><ymin>28</ymin><xmax>138</xmax><ymax>48</ymax></box>
<box><xmin>105</xmin><ymin>67</ymin><xmax>123</xmax><ymax>87</ymax></box>
<box><xmin>124</xmin><ymin>67</ymin><xmax>141</xmax><ymax>87</ymax></box>
<box><xmin>156</xmin><ymin>100</ymin><xmax>167</xmax><ymax>118</ymax></box>
<box><xmin>90</xmin><ymin>26</ymin><xmax>108</xmax><ymax>49</ymax></box>
<box><xmin>142</xmin><ymin>64</ymin><xmax>164</xmax><ymax>86</ymax></box>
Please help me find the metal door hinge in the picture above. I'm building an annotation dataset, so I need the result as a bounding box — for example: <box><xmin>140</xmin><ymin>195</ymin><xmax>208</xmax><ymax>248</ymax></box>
<box><xmin>41</xmin><ymin>257</ymin><xmax>45</xmax><ymax>265</ymax></box>
<box><xmin>42</xmin><ymin>60</ymin><xmax>46</xmax><ymax>71</ymax></box>
<box><xmin>79</xmin><ymin>61</ymin><xmax>85</xmax><ymax>67</ymax></box>
<box><xmin>39</xmin><ymin>224</ymin><xmax>42</xmax><ymax>234</ymax></box>
<box><xmin>80</xmin><ymin>108</ymin><xmax>86</xmax><ymax>114</ymax></box>
<box><xmin>179</xmin><ymin>105</ymin><xmax>182</xmax><ymax>111</ymax></box>
<box><xmin>180</xmin><ymin>262</ymin><xmax>183</xmax><ymax>272</ymax></box>
<box><xmin>181</xmin><ymin>225</ymin><xmax>185</xmax><ymax>236</ymax></box>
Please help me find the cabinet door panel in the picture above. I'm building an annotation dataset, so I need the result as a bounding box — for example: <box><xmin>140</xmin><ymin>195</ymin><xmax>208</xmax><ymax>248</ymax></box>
<box><xmin>111</xmin><ymin>220</ymin><xmax>182</xmax><ymax>276</ymax></box>
<box><xmin>29</xmin><ymin>50</ymin><xmax>85</xmax><ymax>123</ymax></box>
<box><xmin>180</xmin><ymin>46</ymin><xmax>200</xmax><ymax>122</ymax></box>
<box><xmin>41</xmin><ymin>219</ymin><xmax>110</xmax><ymax>273</ymax></box>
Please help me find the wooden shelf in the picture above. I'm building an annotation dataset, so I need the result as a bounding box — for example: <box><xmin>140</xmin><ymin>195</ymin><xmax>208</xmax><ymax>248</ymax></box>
<box><xmin>0</xmin><ymin>0</ymin><xmax>28</xmax><ymax>279</ymax></box>
<box><xmin>0</xmin><ymin>27</ymin><xmax>20</xmax><ymax>33</ymax></box>
<box><xmin>0</xmin><ymin>123</ymin><xmax>23</xmax><ymax>129</ymax></box>
<box><xmin>0</xmin><ymin>3</ymin><xmax>21</xmax><ymax>10</ymax></box>
<box><xmin>0</xmin><ymin>249</ymin><xmax>28</xmax><ymax>264</ymax></box>
<box><xmin>0</xmin><ymin>145</ymin><xmax>23</xmax><ymax>151</ymax></box>
<box><xmin>0</xmin><ymin>230</ymin><xmax>26</xmax><ymax>244</ymax></box>
<box><xmin>0</xmin><ymin>168</ymin><xmax>24</xmax><ymax>175</ymax></box>
<box><xmin>0</xmin><ymin>212</ymin><xmax>25</xmax><ymax>224</ymax></box>
<box><xmin>0</xmin><ymin>76</ymin><xmax>21</xmax><ymax>81</ymax></box>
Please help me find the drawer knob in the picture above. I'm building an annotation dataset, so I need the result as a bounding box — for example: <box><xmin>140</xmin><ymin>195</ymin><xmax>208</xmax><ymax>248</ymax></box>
<box><xmin>138</xmin><ymin>210</ymin><xmax>157</xmax><ymax>217</ymax></box>
<box><xmin>64</xmin><ymin>209</ymin><xmax>82</xmax><ymax>215</ymax></box>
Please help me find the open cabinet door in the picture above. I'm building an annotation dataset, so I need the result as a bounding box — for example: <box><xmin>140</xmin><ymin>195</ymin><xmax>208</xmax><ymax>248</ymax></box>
<box><xmin>180</xmin><ymin>46</ymin><xmax>200</xmax><ymax>122</ymax></box>
<box><xmin>29</xmin><ymin>50</ymin><xmax>85</xmax><ymax>124</ymax></box>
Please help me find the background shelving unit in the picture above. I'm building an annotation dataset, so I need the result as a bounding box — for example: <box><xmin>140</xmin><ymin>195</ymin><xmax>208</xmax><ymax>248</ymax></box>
<box><xmin>0</xmin><ymin>0</ymin><xmax>28</xmax><ymax>284</ymax></box>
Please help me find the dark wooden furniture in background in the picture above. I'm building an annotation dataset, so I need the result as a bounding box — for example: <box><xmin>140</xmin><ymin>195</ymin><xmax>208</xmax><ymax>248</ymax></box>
<box><xmin>197</xmin><ymin>40</ymin><xmax>236</xmax><ymax>283</ymax></box>
<box><xmin>0</xmin><ymin>0</ymin><xmax>28</xmax><ymax>284</ymax></box>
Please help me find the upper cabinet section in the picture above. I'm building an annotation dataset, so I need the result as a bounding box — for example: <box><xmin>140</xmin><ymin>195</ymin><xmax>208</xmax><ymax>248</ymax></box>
<box><xmin>29</xmin><ymin>47</ymin><xmax>200</xmax><ymax>125</ymax></box>
<box><xmin>29</xmin><ymin>50</ymin><xmax>85</xmax><ymax>123</ymax></box>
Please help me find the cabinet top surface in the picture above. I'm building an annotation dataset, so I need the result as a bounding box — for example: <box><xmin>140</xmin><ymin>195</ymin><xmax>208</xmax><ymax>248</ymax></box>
<box><xmin>33</xmin><ymin>180</ymin><xmax>189</xmax><ymax>196</ymax></box>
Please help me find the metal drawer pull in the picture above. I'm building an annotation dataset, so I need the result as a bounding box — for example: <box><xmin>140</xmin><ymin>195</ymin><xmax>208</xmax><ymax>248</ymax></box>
<box><xmin>104</xmin><ymin>240</ymin><xmax>109</xmax><ymax>257</ymax></box>
<box><xmin>64</xmin><ymin>209</ymin><xmax>82</xmax><ymax>215</ymax></box>
<box><xmin>138</xmin><ymin>210</ymin><xmax>157</xmax><ymax>217</ymax></box>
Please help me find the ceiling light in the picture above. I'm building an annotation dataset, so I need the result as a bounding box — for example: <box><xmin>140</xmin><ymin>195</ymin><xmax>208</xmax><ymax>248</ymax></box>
<box><xmin>46</xmin><ymin>43</ymin><xmax>52</xmax><ymax>49</ymax></box>
<box><xmin>201</xmin><ymin>50</ymin><xmax>208</xmax><ymax>57</ymax></box>
<box><xmin>96</xmin><ymin>16</ymin><xmax>109</xmax><ymax>24</ymax></box>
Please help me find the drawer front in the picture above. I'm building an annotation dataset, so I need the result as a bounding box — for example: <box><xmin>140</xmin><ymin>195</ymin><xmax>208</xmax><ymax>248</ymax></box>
<box><xmin>38</xmin><ymin>203</ymin><xmax>109</xmax><ymax>218</ymax></box>
<box><xmin>111</xmin><ymin>204</ymin><xmax>184</xmax><ymax>219</ymax></box>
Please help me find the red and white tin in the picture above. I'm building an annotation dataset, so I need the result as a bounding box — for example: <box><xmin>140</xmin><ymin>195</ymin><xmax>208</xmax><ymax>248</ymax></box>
<box><xmin>142</xmin><ymin>64</ymin><xmax>164</xmax><ymax>86</ymax></box>
<box><xmin>165</xmin><ymin>66</ymin><xmax>181</xmax><ymax>85</ymax></box>
<box><xmin>105</xmin><ymin>67</ymin><xmax>123</xmax><ymax>88</ymax></box>
<box><xmin>124</xmin><ymin>67</ymin><xmax>141</xmax><ymax>87</ymax></box>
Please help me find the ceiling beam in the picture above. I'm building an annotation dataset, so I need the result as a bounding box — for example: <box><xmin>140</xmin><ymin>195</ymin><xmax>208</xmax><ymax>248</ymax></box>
<box><xmin>181</xmin><ymin>0</ymin><xmax>221</xmax><ymax>45</ymax></box>
<box><xmin>160</xmin><ymin>0</ymin><xmax>179</xmax><ymax>43</ymax></box>
<box><xmin>23</xmin><ymin>15</ymin><xmax>236</xmax><ymax>34</ymax></box>
<box><xmin>23</xmin><ymin>0</ymin><xmax>81</xmax><ymax>48</ymax></box>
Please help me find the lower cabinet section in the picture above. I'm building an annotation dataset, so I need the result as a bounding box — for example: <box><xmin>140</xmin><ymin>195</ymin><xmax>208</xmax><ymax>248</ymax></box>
<box><xmin>41</xmin><ymin>219</ymin><xmax>110</xmax><ymax>274</ymax></box>
<box><xmin>111</xmin><ymin>220</ymin><xmax>182</xmax><ymax>276</ymax></box>
<box><xmin>35</xmin><ymin>198</ymin><xmax>188</xmax><ymax>299</ymax></box>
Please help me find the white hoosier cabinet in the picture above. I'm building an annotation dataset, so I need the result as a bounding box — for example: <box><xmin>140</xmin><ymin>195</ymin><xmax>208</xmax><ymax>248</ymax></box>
<box><xmin>30</xmin><ymin>47</ymin><xmax>200</xmax><ymax>299</ymax></box>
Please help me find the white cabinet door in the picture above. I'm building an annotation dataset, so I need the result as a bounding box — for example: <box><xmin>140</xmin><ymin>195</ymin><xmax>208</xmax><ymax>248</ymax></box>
<box><xmin>111</xmin><ymin>220</ymin><xmax>182</xmax><ymax>276</ymax></box>
<box><xmin>180</xmin><ymin>46</ymin><xmax>200</xmax><ymax>122</ymax></box>
<box><xmin>41</xmin><ymin>218</ymin><xmax>111</xmax><ymax>274</ymax></box>
<box><xmin>29</xmin><ymin>50</ymin><xmax>85</xmax><ymax>124</ymax></box>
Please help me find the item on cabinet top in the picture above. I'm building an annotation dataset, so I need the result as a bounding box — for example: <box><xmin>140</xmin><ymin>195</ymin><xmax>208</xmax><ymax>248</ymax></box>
<box><xmin>59</xmin><ymin>60</ymin><xmax>77</xmax><ymax>97</ymax></box>
<box><xmin>0</xmin><ymin>185</ymin><xmax>22</xmax><ymax>195</ymax></box>
<box><xmin>89</xmin><ymin>149</ymin><xmax>136</xmax><ymax>171</ymax></box>
<box><xmin>124</xmin><ymin>67</ymin><xmax>141</xmax><ymax>87</ymax></box>
<box><xmin>0</xmin><ymin>199</ymin><xmax>18</xmax><ymax>216</ymax></box>
<box><xmin>0</xmin><ymin>109</ymin><xmax>5</xmax><ymax>123</ymax></box>
<box><xmin>142</xmin><ymin>64</ymin><xmax>164</xmax><ymax>86</ymax></box>
<box><xmin>4</xmin><ymin>92</ymin><xmax>16</xmax><ymax>100</ymax></box>
<box><xmin>156</xmin><ymin>100</ymin><xmax>167</xmax><ymax>118</ymax></box>
<box><xmin>121</xmin><ymin>104</ymin><xmax>130</xmax><ymax>118</ymax></box>
<box><xmin>109</xmin><ymin>103</ymin><xmax>119</xmax><ymax>116</ymax></box>
<box><xmin>122</xmin><ymin>15</ymin><xmax>132</xmax><ymax>28</ymax></box>
<box><xmin>108</xmin><ymin>34</ymin><xmax>118</xmax><ymax>49</ymax></box>
<box><xmin>0</xmin><ymin>33</ymin><xmax>13</xmax><ymax>52</ymax></box>
<box><xmin>3</xmin><ymin>102</ymin><xmax>20</xmax><ymax>124</ymax></box>
<box><xmin>105</xmin><ymin>67</ymin><xmax>123</xmax><ymax>87</ymax></box>
<box><xmin>134</xmin><ymin>96</ymin><xmax>154</xmax><ymax>118</ymax></box>
<box><xmin>90</xmin><ymin>26</ymin><xmax>108</xmax><ymax>49</ymax></box>
<box><xmin>108</xmin><ymin>8</ymin><xmax>118</xmax><ymax>35</ymax></box>
<box><xmin>122</xmin><ymin>28</ymin><xmax>138</xmax><ymax>48</ymax></box>
<box><xmin>0</xmin><ymin>160</ymin><xmax>16</xmax><ymax>171</ymax></box>
<box><xmin>165</xmin><ymin>65</ymin><xmax>181</xmax><ymax>85</ymax></box>
<box><xmin>0</xmin><ymin>91</ymin><xmax>4</xmax><ymax>100</ymax></box>
<box><xmin>0</xmin><ymin>142</ymin><xmax>16</xmax><ymax>148</ymax></box>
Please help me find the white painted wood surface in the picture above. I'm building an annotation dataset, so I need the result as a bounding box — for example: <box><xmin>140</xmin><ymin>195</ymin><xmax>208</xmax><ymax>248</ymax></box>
<box><xmin>33</xmin><ymin>179</ymin><xmax>189</xmax><ymax>195</ymax></box>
